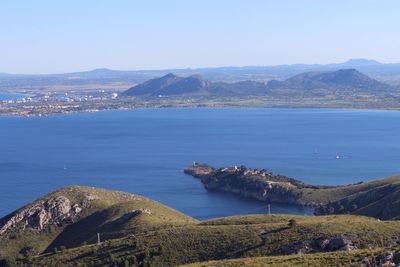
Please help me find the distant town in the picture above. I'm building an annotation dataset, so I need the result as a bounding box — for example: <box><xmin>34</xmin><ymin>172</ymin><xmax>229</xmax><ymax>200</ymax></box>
<box><xmin>1</xmin><ymin>60</ymin><xmax>400</xmax><ymax>116</ymax></box>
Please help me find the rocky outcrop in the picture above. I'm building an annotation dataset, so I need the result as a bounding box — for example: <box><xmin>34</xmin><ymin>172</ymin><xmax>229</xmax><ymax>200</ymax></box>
<box><xmin>323</xmin><ymin>236</ymin><xmax>355</xmax><ymax>251</ymax></box>
<box><xmin>0</xmin><ymin>193</ymin><xmax>98</xmax><ymax>236</ymax></box>
<box><xmin>362</xmin><ymin>250</ymin><xmax>400</xmax><ymax>267</ymax></box>
<box><xmin>313</xmin><ymin>236</ymin><xmax>356</xmax><ymax>252</ymax></box>
<box><xmin>284</xmin><ymin>236</ymin><xmax>356</xmax><ymax>255</ymax></box>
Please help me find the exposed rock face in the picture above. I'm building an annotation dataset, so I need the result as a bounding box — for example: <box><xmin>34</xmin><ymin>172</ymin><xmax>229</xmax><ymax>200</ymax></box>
<box><xmin>362</xmin><ymin>250</ymin><xmax>400</xmax><ymax>267</ymax></box>
<box><xmin>324</xmin><ymin>236</ymin><xmax>355</xmax><ymax>251</ymax></box>
<box><xmin>286</xmin><ymin>236</ymin><xmax>356</xmax><ymax>255</ymax></box>
<box><xmin>0</xmin><ymin>194</ymin><xmax>95</xmax><ymax>236</ymax></box>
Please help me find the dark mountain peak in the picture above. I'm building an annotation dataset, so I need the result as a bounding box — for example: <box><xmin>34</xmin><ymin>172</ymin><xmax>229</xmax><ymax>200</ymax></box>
<box><xmin>122</xmin><ymin>73</ymin><xmax>211</xmax><ymax>96</ymax></box>
<box><xmin>309</xmin><ymin>69</ymin><xmax>378</xmax><ymax>86</ymax></box>
<box><xmin>287</xmin><ymin>69</ymin><xmax>373</xmax><ymax>83</ymax></box>
<box><xmin>91</xmin><ymin>68</ymin><xmax>113</xmax><ymax>72</ymax></box>
<box><xmin>324</xmin><ymin>69</ymin><xmax>368</xmax><ymax>81</ymax></box>
<box><xmin>269</xmin><ymin>69</ymin><xmax>392</xmax><ymax>92</ymax></box>
<box><xmin>162</xmin><ymin>73</ymin><xmax>179</xmax><ymax>79</ymax></box>
<box><xmin>155</xmin><ymin>73</ymin><xmax>181</xmax><ymax>84</ymax></box>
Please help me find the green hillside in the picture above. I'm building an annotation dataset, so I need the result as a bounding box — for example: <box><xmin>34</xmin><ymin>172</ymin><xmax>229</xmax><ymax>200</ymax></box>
<box><xmin>2</xmin><ymin>186</ymin><xmax>400</xmax><ymax>266</ymax></box>
<box><xmin>182</xmin><ymin>249</ymin><xmax>398</xmax><ymax>267</ymax></box>
<box><xmin>0</xmin><ymin>186</ymin><xmax>196</xmax><ymax>262</ymax></box>
<box><xmin>19</xmin><ymin>214</ymin><xmax>400</xmax><ymax>266</ymax></box>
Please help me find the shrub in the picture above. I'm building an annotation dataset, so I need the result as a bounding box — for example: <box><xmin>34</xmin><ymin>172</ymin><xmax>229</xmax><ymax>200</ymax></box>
<box><xmin>288</xmin><ymin>219</ymin><xmax>297</xmax><ymax>228</ymax></box>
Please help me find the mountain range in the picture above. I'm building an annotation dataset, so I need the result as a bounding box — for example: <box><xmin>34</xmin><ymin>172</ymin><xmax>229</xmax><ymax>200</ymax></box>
<box><xmin>2</xmin><ymin>59</ymin><xmax>400</xmax><ymax>90</ymax></box>
<box><xmin>121</xmin><ymin>69</ymin><xmax>394</xmax><ymax>97</ymax></box>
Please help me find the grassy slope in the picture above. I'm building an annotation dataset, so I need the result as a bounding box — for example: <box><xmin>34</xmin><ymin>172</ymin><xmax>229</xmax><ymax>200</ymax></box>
<box><xmin>0</xmin><ymin>186</ymin><xmax>196</xmax><ymax>259</ymax></box>
<box><xmin>307</xmin><ymin>175</ymin><xmax>400</xmax><ymax>219</ymax></box>
<box><xmin>28</xmin><ymin>215</ymin><xmax>400</xmax><ymax>266</ymax></box>
<box><xmin>300</xmin><ymin>175</ymin><xmax>400</xmax><ymax>203</ymax></box>
<box><xmin>182</xmin><ymin>249</ymin><xmax>385</xmax><ymax>267</ymax></box>
<box><xmin>3</xmin><ymin>185</ymin><xmax>400</xmax><ymax>266</ymax></box>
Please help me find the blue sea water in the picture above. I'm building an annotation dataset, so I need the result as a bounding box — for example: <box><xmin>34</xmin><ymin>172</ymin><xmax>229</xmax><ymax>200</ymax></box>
<box><xmin>0</xmin><ymin>93</ymin><xmax>29</xmax><ymax>101</ymax></box>
<box><xmin>0</xmin><ymin>108</ymin><xmax>399</xmax><ymax>219</ymax></box>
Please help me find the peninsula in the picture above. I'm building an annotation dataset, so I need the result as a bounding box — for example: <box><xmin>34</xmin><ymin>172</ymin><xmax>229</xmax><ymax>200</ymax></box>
<box><xmin>184</xmin><ymin>163</ymin><xmax>400</xmax><ymax>220</ymax></box>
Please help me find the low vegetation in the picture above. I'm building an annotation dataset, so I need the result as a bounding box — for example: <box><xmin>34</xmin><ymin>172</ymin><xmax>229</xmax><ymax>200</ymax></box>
<box><xmin>1</xmin><ymin>186</ymin><xmax>400</xmax><ymax>266</ymax></box>
<box><xmin>182</xmin><ymin>249</ymin><xmax>396</xmax><ymax>267</ymax></box>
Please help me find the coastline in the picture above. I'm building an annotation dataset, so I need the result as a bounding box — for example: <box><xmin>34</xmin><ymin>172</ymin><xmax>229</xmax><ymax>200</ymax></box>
<box><xmin>184</xmin><ymin>163</ymin><xmax>400</xmax><ymax>220</ymax></box>
<box><xmin>1</xmin><ymin>100</ymin><xmax>399</xmax><ymax>117</ymax></box>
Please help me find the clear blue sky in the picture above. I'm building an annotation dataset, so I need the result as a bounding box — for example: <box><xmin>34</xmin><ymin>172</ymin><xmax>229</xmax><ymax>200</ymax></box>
<box><xmin>1</xmin><ymin>0</ymin><xmax>399</xmax><ymax>73</ymax></box>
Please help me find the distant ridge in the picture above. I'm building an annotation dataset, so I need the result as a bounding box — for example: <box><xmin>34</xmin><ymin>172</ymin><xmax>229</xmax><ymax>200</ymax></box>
<box><xmin>2</xmin><ymin>58</ymin><xmax>400</xmax><ymax>89</ymax></box>
<box><xmin>267</xmin><ymin>69</ymin><xmax>392</xmax><ymax>92</ymax></box>
<box><xmin>121</xmin><ymin>69</ymin><xmax>394</xmax><ymax>97</ymax></box>
<box><xmin>341</xmin><ymin>58</ymin><xmax>381</xmax><ymax>66</ymax></box>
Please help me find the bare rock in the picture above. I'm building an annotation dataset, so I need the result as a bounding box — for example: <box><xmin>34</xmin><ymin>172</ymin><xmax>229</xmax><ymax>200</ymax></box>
<box><xmin>85</xmin><ymin>194</ymin><xmax>99</xmax><ymax>201</ymax></box>
<box><xmin>326</xmin><ymin>236</ymin><xmax>354</xmax><ymax>251</ymax></box>
<box><xmin>361</xmin><ymin>250</ymin><xmax>400</xmax><ymax>266</ymax></box>
<box><xmin>375</xmin><ymin>252</ymin><xmax>394</xmax><ymax>266</ymax></box>
<box><xmin>314</xmin><ymin>237</ymin><xmax>330</xmax><ymax>250</ymax></box>
<box><xmin>393</xmin><ymin>251</ymin><xmax>400</xmax><ymax>264</ymax></box>
<box><xmin>297</xmin><ymin>241</ymin><xmax>312</xmax><ymax>254</ymax></box>
<box><xmin>0</xmin><ymin>195</ymin><xmax>83</xmax><ymax>236</ymax></box>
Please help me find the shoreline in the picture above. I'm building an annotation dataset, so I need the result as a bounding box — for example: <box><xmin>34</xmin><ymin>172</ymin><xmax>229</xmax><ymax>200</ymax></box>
<box><xmin>0</xmin><ymin>103</ymin><xmax>399</xmax><ymax>118</ymax></box>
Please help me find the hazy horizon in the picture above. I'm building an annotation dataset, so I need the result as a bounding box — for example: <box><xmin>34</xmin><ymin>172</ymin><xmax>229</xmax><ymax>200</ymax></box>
<box><xmin>0</xmin><ymin>58</ymin><xmax>395</xmax><ymax>76</ymax></box>
<box><xmin>1</xmin><ymin>0</ymin><xmax>400</xmax><ymax>74</ymax></box>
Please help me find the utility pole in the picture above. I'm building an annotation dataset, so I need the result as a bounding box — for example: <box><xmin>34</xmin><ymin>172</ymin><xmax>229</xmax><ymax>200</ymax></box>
<box><xmin>97</xmin><ymin>233</ymin><xmax>101</xmax><ymax>245</ymax></box>
<box><xmin>267</xmin><ymin>204</ymin><xmax>271</xmax><ymax>215</ymax></box>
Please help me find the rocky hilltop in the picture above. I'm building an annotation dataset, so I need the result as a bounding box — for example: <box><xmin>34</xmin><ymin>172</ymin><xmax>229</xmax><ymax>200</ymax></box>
<box><xmin>0</xmin><ymin>186</ymin><xmax>195</xmax><ymax>263</ymax></box>
<box><xmin>0</xmin><ymin>195</ymin><xmax>87</xmax><ymax>235</ymax></box>
<box><xmin>185</xmin><ymin>163</ymin><xmax>400</xmax><ymax>220</ymax></box>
